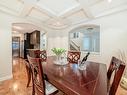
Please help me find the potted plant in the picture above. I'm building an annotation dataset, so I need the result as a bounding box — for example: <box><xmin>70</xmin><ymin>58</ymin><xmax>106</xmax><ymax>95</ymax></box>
<box><xmin>51</xmin><ymin>48</ymin><xmax>66</xmax><ymax>63</ymax></box>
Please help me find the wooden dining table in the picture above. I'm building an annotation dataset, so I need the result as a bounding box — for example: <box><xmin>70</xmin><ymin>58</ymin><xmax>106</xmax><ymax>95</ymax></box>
<box><xmin>42</xmin><ymin>56</ymin><xmax>107</xmax><ymax>95</ymax></box>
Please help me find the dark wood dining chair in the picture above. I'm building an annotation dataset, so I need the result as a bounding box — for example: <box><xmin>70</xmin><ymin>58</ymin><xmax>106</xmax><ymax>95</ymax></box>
<box><xmin>25</xmin><ymin>50</ymin><xmax>47</xmax><ymax>87</ymax></box>
<box><xmin>107</xmin><ymin>56</ymin><xmax>125</xmax><ymax>95</ymax></box>
<box><xmin>24</xmin><ymin>59</ymin><xmax>32</xmax><ymax>87</ymax></box>
<box><xmin>34</xmin><ymin>50</ymin><xmax>47</xmax><ymax>61</ymax></box>
<box><xmin>27</xmin><ymin>55</ymin><xmax>58</xmax><ymax>95</ymax></box>
<box><xmin>67</xmin><ymin>51</ymin><xmax>81</xmax><ymax>63</ymax></box>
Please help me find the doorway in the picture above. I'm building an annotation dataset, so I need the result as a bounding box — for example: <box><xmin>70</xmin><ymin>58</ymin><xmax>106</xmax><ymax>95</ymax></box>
<box><xmin>12</xmin><ymin>37</ymin><xmax>20</xmax><ymax>58</ymax></box>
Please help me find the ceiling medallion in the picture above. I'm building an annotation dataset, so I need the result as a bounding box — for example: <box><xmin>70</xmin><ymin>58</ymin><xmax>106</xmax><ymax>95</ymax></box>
<box><xmin>44</xmin><ymin>18</ymin><xmax>71</xmax><ymax>29</ymax></box>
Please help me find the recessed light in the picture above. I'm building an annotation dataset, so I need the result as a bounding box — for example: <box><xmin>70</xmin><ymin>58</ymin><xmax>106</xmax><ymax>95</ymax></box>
<box><xmin>12</xmin><ymin>31</ymin><xmax>20</xmax><ymax>34</ymax></box>
<box><xmin>13</xmin><ymin>26</ymin><xmax>23</xmax><ymax>30</ymax></box>
<box><xmin>12</xmin><ymin>31</ymin><xmax>18</xmax><ymax>33</ymax></box>
<box><xmin>108</xmin><ymin>0</ymin><xmax>112</xmax><ymax>3</ymax></box>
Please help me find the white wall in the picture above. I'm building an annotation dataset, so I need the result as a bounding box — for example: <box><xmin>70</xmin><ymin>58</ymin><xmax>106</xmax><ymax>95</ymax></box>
<box><xmin>0</xmin><ymin>12</ymin><xmax>36</xmax><ymax>81</ymax></box>
<box><xmin>45</xmin><ymin>28</ymin><xmax>69</xmax><ymax>56</ymax></box>
<box><xmin>46</xmin><ymin>10</ymin><xmax>127</xmax><ymax>68</ymax></box>
<box><xmin>0</xmin><ymin>13</ymin><xmax>13</xmax><ymax>81</ymax></box>
<box><xmin>81</xmin><ymin>10</ymin><xmax>127</xmax><ymax>67</ymax></box>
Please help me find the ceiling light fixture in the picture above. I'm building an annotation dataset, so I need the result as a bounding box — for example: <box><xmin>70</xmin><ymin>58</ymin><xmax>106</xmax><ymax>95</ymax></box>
<box><xmin>53</xmin><ymin>21</ymin><xmax>63</xmax><ymax>26</ymax></box>
<box><xmin>13</xmin><ymin>26</ymin><xmax>23</xmax><ymax>30</ymax></box>
<box><xmin>12</xmin><ymin>31</ymin><xmax>20</xmax><ymax>34</ymax></box>
<box><xmin>108</xmin><ymin>0</ymin><xmax>112</xmax><ymax>3</ymax></box>
<box><xmin>13</xmin><ymin>31</ymin><xmax>18</xmax><ymax>33</ymax></box>
<box><xmin>44</xmin><ymin>18</ymin><xmax>71</xmax><ymax>29</ymax></box>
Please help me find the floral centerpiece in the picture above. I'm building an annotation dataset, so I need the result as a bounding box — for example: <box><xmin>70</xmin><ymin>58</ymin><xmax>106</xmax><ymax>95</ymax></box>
<box><xmin>51</xmin><ymin>48</ymin><xmax>66</xmax><ymax>63</ymax></box>
<box><xmin>51</xmin><ymin>48</ymin><xmax>66</xmax><ymax>56</ymax></box>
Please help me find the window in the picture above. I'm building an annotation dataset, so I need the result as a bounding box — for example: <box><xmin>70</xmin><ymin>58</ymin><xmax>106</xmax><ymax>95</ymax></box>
<box><xmin>69</xmin><ymin>25</ymin><xmax>100</xmax><ymax>53</ymax></box>
<box><xmin>73</xmin><ymin>32</ymin><xmax>79</xmax><ymax>38</ymax></box>
<box><xmin>82</xmin><ymin>30</ymin><xmax>100</xmax><ymax>52</ymax></box>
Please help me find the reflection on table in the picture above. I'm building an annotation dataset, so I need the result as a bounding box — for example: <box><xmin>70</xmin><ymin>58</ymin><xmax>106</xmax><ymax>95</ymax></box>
<box><xmin>42</xmin><ymin>56</ymin><xmax>107</xmax><ymax>95</ymax></box>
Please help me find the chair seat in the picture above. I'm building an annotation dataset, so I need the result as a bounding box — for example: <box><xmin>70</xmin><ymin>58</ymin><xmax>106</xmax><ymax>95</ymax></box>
<box><xmin>45</xmin><ymin>81</ymin><xmax>57</xmax><ymax>95</ymax></box>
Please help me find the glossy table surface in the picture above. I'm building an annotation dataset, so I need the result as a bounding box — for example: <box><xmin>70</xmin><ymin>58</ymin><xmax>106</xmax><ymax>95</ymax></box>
<box><xmin>42</xmin><ymin>57</ymin><xmax>107</xmax><ymax>95</ymax></box>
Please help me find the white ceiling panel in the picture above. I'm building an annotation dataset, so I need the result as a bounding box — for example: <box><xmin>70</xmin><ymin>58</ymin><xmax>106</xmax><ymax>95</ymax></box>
<box><xmin>36</xmin><ymin>0</ymin><xmax>80</xmax><ymax>16</ymax></box>
<box><xmin>0</xmin><ymin>5</ymin><xmax>17</xmax><ymax>15</ymax></box>
<box><xmin>90</xmin><ymin>0</ymin><xmax>127</xmax><ymax>17</ymax></box>
<box><xmin>44</xmin><ymin>18</ymin><xmax>71</xmax><ymax>29</ymax></box>
<box><xmin>28</xmin><ymin>8</ymin><xmax>51</xmax><ymax>22</ymax></box>
<box><xmin>79</xmin><ymin>0</ymin><xmax>102</xmax><ymax>6</ymax></box>
<box><xmin>65</xmin><ymin>10</ymin><xmax>88</xmax><ymax>24</ymax></box>
<box><xmin>0</xmin><ymin>0</ymin><xmax>24</xmax><ymax>14</ymax></box>
<box><xmin>0</xmin><ymin>0</ymin><xmax>126</xmax><ymax>30</ymax></box>
<box><xmin>88</xmin><ymin>0</ymin><xmax>102</xmax><ymax>6</ymax></box>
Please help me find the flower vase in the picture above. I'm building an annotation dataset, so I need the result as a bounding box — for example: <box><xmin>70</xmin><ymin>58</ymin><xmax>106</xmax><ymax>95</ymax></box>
<box><xmin>51</xmin><ymin>48</ymin><xmax>66</xmax><ymax>65</ymax></box>
<box><xmin>55</xmin><ymin>55</ymin><xmax>61</xmax><ymax>64</ymax></box>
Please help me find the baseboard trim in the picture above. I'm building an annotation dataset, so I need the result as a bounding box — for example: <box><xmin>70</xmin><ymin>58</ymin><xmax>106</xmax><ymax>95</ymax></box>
<box><xmin>0</xmin><ymin>74</ymin><xmax>13</xmax><ymax>82</ymax></box>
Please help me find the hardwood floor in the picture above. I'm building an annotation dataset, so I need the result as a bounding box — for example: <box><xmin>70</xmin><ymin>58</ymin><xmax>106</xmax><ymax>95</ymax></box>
<box><xmin>116</xmin><ymin>85</ymin><xmax>127</xmax><ymax>95</ymax></box>
<box><xmin>0</xmin><ymin>58</ymin><xmax>126</xmax><ymax>95</ymax></box>
<box><xmin>0</xmin><ymin>58</ymin><xmax>32</xmax><ymax>95</ymax></box>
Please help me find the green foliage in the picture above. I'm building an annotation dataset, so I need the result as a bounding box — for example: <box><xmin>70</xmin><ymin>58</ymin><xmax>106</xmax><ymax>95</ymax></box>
<box><xmin>51</xmin><ymin>48</ymin><xmax>66</xmax><ymax>56</ymax></box>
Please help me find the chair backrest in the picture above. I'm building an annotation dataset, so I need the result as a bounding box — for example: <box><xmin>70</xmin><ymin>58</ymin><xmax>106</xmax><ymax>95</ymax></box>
<box><xmin>107</xmin><ymin>56</ymin><xmax>125</xmax><ymax>95</ymax></box>
<box><xmin>34</xmin><ymin>50</ymin><xmax>47</xmax><ymax>61</ymax></box>
<box><xmin>33</xmin><ymin>50</ymin><xmax>40</xmax><ymax>58</ymax></box>
<box><xmin>27</xmin><ymin>55</ymin><xmax>46</xmax><ymax>95</ymax></box>
<box><xmin>67</xmin><ymin>51</ymin><xmax>81</xmax><ymax>63</ymax></box>
<box><xmin>24</xmin><ymin>59</ymin><xmax>32</xmax><ymax>87</ymax></box>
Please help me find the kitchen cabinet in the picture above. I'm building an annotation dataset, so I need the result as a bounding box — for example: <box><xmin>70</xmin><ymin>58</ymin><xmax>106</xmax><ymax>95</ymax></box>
<box><xmin>24</xmin><ymin>33</ymin><xmax>34</xmax><ymax>59</ymax></box>
<box><xmin>30</xmin><ymin>30</ymin><xmax>40</xmax><ymax>45</ymax></box>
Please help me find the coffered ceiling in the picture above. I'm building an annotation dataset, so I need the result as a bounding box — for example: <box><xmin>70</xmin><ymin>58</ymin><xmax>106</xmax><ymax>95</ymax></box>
<box><xmin>0</xmin><ymin>0</ymin><xmax>127</xmax><ymax>31</ymax></box>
